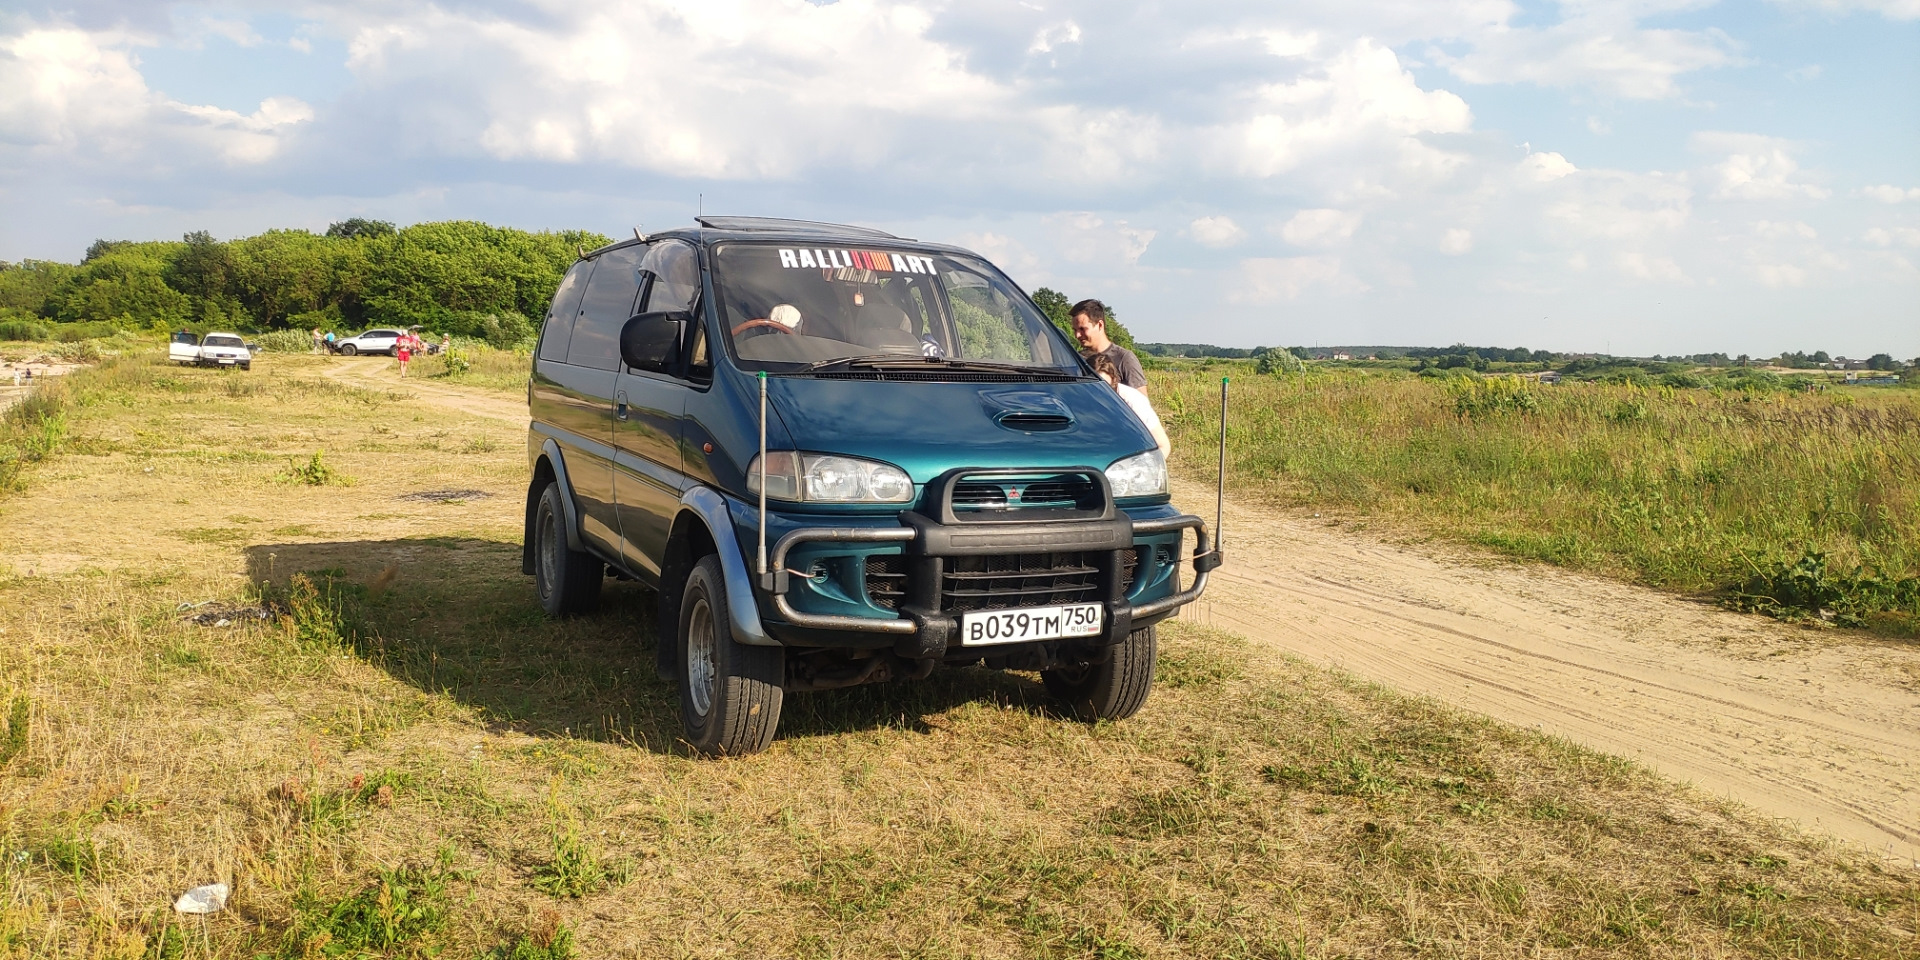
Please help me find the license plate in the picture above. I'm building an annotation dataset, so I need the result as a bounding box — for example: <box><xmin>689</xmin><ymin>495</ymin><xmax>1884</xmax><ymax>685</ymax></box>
<box><xmin>959</xmin><ymin>603</ymin><xmax>1103</xmax><ymax>646</ymax></box>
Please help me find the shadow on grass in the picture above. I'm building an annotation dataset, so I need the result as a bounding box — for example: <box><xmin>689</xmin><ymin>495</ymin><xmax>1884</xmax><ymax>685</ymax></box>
<box><xmin>243</xmin><ymin>538</ymin><xmax>1051</xmax><ymax>754</ymax></box>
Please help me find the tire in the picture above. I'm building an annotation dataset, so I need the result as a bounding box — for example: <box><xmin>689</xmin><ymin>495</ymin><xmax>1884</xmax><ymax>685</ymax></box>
<box><xmin>533</xmin><ymin>483</ymin><xmax>602</xmax><ymax>617</ymax></box>
<box><xmin>239</xmin><ymin>362</ymin><xmax>251</xmax><ymax>371</ymax></box>
<box><xmin>389</xmin><ymin>347</ymin><xmax>400</xmax><ymax>357</ymax></box>
<box><xmin>340</xmin><ymin>344</ymin><xmax>358</xmax><ymax>356</ymax></box>
<box><xmin>1042</xmin><ymin>624</ymin><xmax>1157</xmax><ymax>721</ymax></box>
<box><xmin>678</xmin><ymin>555</ymin><xmax>783</xmax><ymax>756</ymax></box>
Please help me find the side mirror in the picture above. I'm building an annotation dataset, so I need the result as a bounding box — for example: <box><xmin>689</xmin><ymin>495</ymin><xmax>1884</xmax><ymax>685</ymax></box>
<box><xmin>621</xmin><ymin>311</ymin><xmax>690</xmax><ymax>373</ymax></box>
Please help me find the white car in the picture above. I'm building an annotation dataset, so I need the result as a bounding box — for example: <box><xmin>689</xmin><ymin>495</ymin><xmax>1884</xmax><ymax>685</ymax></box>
<box><xmin>169</xmin><ymin>331</ymin><xmax>201</xmax><ymax>365</ymax></box>
<box><xmin>197</xmin><ymin>333</ymin><xmax>253</xmax><ymax>370</ymax></box>
<box><xmin>334</xmin><ymin>328</ymin><xmax>404</xmax><ymax>356</ymax></box>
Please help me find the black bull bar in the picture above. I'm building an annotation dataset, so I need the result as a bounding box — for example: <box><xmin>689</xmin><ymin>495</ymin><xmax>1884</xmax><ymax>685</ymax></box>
<box><xmin>757</xmin><ymin>513</ymin><xmax>1219</xmax><ymax>657</ymax></box>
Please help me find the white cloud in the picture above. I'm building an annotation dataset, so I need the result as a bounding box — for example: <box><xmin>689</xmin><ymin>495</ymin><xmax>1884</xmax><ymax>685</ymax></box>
<box><xmin>1772</xmin><ymin>0</ymin><xmax>1920</xmax><ymax>20</ymax></box>
<box><xmin>1433</xmin><ymin>11</ymin><xmax>1736</xmax><ymax>100</ymax></box>
<box><xmin>1864</xmin><ymin>227</ymin><xmax>1920</xmax><ymax>247</ymax></box>
<box><xmin>1586</xmin><ymin>115</ymin><xmax>1611</xmax><ymax>134</ymax></box>
<box><xmin>1186</xmin><ymin>216</ymin><xmax>1245</xmax><ymax>248</ymax></box>
<box><xmin>1440</xmin><ymin>228</ymin><xmax>1473</xmax><ymax>255</ymax></box>
<box><xmin>1861</xmin><ymin>184</ymin><xmax>1920</xmax><ymax>203</ymax></box>
<box><xmin>0</xmin><ymin>24</ymin><xmax>308</xmax><ymax>164</ymax></box>
<box><xmin>1785</xmin><ymin>64</ymin><xmax>1822</xmax><ymax>81</ymax></box>
<box><xmin>1752</xmin><ymin>262</ymin><xmax>1807</xmax><ymax>287</ymax></box>
<box><xmin>1615</xmin><ymin>251</ymin><xmax>1690</xmax><ymax>283</ymax></box>
<box><xmin>1279</xmin><ymin>208</ymin><xmax>1362</xmax><ymax>247</ymax></box>
<box><xmin>1230</xmin><ymin>256</ymin><xmax>1363</xmax><ymax>302</ymax></box>
<box><xmin>1519</xmin><ymin>150</ymin><xmax>1577</xmax><ymax>182</ymax></box>
<box><xmin>1753</xmin><ymin>220</ymin><xmax>1817</xmax><ymax>239</ymax></box>
<box><xmin>1693</xmin><ymin>132</ymin><xmax>1831</xmax><ymax>201</ymax></box>
<box><xmin>1029</xmin><ymin>21</ymin><xmax>1081</xmax><ymax>54</ymax></box>
<box><xmin>1228</xmin><ymin>39</ymin><xmax>1471</xmax><ymax>180</ymax></box>
<box><xmin>1047</xmin><ymin>212</ymin><xmax>1155</xmax><ymax>266</ymax></box>
<box><xmin>1544</xmin><ymin>171</ymin><xmax>1692</xmax><ymax>240</ymax></box>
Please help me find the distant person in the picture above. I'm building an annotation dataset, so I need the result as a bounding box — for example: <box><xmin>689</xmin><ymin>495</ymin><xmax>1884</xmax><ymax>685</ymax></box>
<box><xmin>324</xmin><ymin>330</ymin><xmax>336</xmax><ymax>353</ymax></box>
<box><xmin>311</xmin><ymin>327</ymin><xmax>323</xmax><ymax>354</ymax></box>
<box><xmin>1091</xmin><ymin>353</ymin><xmax>1169</xmax><ymax>456</ymax></box>
<box><xmin>1070</xmin><ymin>299</ymin><xmax>1146</xmax><ymax>392</ymax></box>
<box><xmin>396</xmin><ymin>334</ymin><xmax>413</xmax><ymax>377</ymax></box>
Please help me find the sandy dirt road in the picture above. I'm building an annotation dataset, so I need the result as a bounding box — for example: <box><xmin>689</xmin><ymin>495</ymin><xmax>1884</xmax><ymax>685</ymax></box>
<box><xmin>323</xmin><ymin>358</ymin><xmax>1920</xmax><ymax>864</ymax></box>
<box><xmin>1180</xmin><ymin>478</ymin><xmax>1920</xmax><ymax>865</ymax></box>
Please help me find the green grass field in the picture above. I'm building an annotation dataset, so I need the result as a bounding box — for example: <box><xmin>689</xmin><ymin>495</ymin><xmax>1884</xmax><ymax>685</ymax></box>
<box><xmin>0</xmin><ymin>350</ymin><xmax>1915</xmax><ymax>957</ymax></box>
<box><xmin>1153</xmin><ymin>366</ymin><xmax>1920</xmax><ymax>635</ymax></box>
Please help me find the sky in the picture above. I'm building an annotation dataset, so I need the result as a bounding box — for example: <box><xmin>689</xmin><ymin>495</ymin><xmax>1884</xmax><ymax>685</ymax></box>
<box><xmin>0</xmin><ymin>0</ymin><xmax>1915</xmax><ymax>357</ymax></box>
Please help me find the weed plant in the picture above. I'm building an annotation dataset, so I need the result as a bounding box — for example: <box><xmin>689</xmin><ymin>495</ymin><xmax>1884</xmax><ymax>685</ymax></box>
<box><xmin>1158</xmin><ymin>369</ymin><xmax>1920</xmax><ymax>633</ymax></box>
<box><xmin>413</xmin><ymin>340</ymin><xmax>530</xmax><ymax>391</ymax></box>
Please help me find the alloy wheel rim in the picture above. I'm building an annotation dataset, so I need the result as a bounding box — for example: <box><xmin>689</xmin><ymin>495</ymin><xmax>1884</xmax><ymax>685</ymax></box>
<box><xmin>538</xmin><ymin>505</ymin><xmax>558</xmax><ymax>598</ymax></box>
<box><xmin>686</xmin><ymin>597</ymin><xmax>717</xmax><ymax>717</ymax></box>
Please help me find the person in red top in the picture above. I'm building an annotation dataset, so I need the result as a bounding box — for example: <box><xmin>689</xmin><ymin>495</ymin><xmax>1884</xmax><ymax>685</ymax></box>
<box><xmin>396</xmin><ymin>332</ymin><xmax>413</xmax><ymax>377</ymax></box>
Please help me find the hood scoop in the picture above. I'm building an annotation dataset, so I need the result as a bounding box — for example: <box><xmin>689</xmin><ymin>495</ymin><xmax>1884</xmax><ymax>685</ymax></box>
<box><xmin>983</xmin><ymin>390</ymin><xmax>1076</xmax><ymax>432</ymax></box>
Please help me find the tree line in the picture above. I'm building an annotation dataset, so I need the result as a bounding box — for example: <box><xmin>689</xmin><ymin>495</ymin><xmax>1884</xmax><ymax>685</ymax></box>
<box><xmin>0</xmin><ymin>220</ymin><xmax>1142</xmax><ymax>354</ymax></box>
<box><xmin>0</xmin><ymin>219</ymin><xmax>608</xmax><ymax>345</ymax></box>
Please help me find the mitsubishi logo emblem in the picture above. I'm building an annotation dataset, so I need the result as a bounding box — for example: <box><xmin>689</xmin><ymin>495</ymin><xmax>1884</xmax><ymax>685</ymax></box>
<box><xmin>1006</xmin><ymin>485</ymin><xmax>1024</xmax><ymax>502</ymax></box>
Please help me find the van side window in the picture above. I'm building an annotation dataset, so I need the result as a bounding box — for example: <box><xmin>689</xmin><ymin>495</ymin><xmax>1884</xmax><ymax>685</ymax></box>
<box><xmin>639</xmin><ymin>241</ymin><xmax>699</xmax><ymax>313</ymax></box>
<box><xmin>567</xmin><ymin>246</ymin><xmax>644</xmax><ymax>370</ymax></box>
<box><xmin>538</xmin><ymin>261</ymin><xmax>594</xmax><ymax>363</ymax></box>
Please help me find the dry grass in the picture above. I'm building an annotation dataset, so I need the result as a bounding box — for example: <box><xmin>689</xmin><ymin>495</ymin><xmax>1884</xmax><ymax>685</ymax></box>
<box><xmin>0</xmin><ymin>352</ymin><xmax>1914</xmax><ymax>958</ymax></box>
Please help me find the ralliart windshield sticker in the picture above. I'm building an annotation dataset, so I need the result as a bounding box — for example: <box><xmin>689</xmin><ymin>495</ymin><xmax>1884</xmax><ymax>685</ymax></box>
<box><xmin>778</xmin><ymin>248</ymin><xmax>938</xmax><ymax>274</ymax></box>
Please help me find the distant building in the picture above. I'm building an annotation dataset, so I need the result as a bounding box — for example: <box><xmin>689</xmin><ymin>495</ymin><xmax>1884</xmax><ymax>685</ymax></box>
<box><xmin>1332</xmin><ymin>353</ymin><xmax>1351</xmax><ymax>361</ymax></box>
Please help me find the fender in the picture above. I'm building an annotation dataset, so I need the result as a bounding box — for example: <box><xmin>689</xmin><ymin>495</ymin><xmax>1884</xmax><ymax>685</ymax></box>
<box><xmin>678</xmin><ymin>486</ymin><xmax>773</xmax><ymax>646</ymax></box>
<box><xmin>523</xmin><ymin>437</ymin><xmax>587</xmax><ymax>578</ymax></box>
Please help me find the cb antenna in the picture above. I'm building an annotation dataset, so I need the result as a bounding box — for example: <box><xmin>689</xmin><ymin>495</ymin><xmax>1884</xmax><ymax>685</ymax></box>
<box><xmin>1216</xmin><ymin>376</ymin><xmax>1228</xmax><ymax>556</ymax></box>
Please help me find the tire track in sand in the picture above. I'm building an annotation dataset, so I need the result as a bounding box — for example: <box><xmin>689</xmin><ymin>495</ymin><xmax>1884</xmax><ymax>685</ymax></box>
<box><xmin>1175</xmin><ymin>478</ymin><xmax>1919</xmax><ymax>865</ymax></box>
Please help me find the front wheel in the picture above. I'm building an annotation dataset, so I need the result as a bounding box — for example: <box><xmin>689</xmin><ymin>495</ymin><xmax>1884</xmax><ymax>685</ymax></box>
<box><xmin>1043</xmin><ymin>625</ymin><xmax>1157</xmax><ymax>721</ymax></box>
<box><xmin>679</xmin><ymin>555</ymin><xmax>783</xmax><ymax>756</ymax></box>
<box><xmin>340</xmin><ymin>344</ymin><xmax>358</xmax><ymax>356</ymax></box>
<box><xmin>533</xmin><ymin>483</ymin><xmax>602</xmax><ymax>617</ymax></box>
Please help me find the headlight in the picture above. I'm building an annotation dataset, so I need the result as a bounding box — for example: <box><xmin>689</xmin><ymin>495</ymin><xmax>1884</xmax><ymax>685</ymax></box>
<box><xmin>747</xmin><ymin>452</ymin><xmax>915</xmax><ymax>503</ymax></box>
<box><xmin>1105</xmin><ymin>449</ymin><xmax>1167</xmax><ymax>498</ymax></box>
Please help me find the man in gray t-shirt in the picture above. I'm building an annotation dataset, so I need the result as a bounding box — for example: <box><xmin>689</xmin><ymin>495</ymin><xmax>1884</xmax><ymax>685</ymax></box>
<box><xmin>1069</xmin><ymin>299</ymin><xmax>1146</xmax><ymax>391</ymax></box>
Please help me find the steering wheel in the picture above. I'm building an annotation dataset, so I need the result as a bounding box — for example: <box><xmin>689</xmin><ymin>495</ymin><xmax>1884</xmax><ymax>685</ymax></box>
<box><xmin>731</xmin><ymin>318</ymin><xmax>795</xmax><ymax>336</ymax></box>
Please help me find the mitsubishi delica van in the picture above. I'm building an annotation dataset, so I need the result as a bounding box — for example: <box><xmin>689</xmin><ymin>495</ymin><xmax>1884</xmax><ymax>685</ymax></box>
<box><xmin>524</xmin><ymin>217</ymin><xmax>1217</xmax><ymax>755</ymax></box>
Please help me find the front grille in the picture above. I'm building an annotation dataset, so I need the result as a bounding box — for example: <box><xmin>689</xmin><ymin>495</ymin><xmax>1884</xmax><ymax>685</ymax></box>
<box><xmin>863</xmin><ymin>548</ymin><xmax>1140</xmax><ymax>614</ymax></box>
<box><xmin>951</xmin><ymin>475</ymin><xmax>1101</xmax><ymax>513</ymax></box>
<box><xmin>942</xmin><ymin>552</ymin><xmax>1100</xmax><ymax>612</ymax></box>
<box><xmin>866</xmin><ymin>555</ymin><xmax>907</xmax><ymax>610</ymax></box>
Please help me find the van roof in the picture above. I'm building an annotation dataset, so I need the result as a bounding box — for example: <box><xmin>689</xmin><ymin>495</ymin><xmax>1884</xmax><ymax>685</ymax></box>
<box><xmin>582</xmin><ymin>218</ymin><xmax>962</xmax><ymax>261</ymax></box>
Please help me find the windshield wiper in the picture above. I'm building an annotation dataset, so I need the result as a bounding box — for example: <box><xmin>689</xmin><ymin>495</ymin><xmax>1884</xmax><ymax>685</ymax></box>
<box><xmin>793</xmin><ymin>354</ymin><xmax>921</xmax><ymax>373</ymax></box>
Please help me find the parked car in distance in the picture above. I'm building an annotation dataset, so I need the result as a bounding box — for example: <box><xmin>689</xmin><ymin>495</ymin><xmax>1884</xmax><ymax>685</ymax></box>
<box><xmin>334</xmin><ymin>328</ymin><xmax>405</xmax><ymax>356</ymax></box>
<box><xmin>523</xmin><ymin>216</ymin><xmax>1216</xmax><ymax>756</ymax></box>
<box><xmin>197</xmin><ymin>333</ymin><xmax>253</xmax><ymax>370</ymax></box>
<box><xmin>169</xmin><ymin>331</ymin><xmax>200</xmax><ymax>365</ymax></box>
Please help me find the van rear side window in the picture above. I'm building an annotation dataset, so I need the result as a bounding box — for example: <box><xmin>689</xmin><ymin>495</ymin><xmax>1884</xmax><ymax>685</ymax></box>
<box><xmin>567</xmin><ymin>247</ymin><xmax>643</xmax><ymax>370</ymax></box>
<box><xmin>539</xmin><ymin>260</ymin><xmax>594</xmax><ymax>363</ymax></box>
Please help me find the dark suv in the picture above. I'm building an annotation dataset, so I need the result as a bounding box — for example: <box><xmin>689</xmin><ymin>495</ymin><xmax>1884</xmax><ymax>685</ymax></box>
<box><xmin>524</xmin><ymin>217</ymin><xmax>1216</xmax><ymax>755</ymax></box>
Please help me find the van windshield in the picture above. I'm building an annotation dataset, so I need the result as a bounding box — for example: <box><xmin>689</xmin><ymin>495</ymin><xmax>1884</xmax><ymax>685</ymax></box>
<box><xmin>709</xmin><ymin>242</ymin><xmax>1078</xmax><ymax>374</ymax></box>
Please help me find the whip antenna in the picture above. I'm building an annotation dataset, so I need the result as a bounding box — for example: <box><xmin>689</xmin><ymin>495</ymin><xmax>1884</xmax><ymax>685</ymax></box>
<box><xmin>1216</xmin><ymin>376</ymin><xmax>1228</xmax><ymax>555</ymax></box>
<box><xmin>758</xmin><ymin>370</ymin><xmax>769</xmax><ymax>578</ymax></box>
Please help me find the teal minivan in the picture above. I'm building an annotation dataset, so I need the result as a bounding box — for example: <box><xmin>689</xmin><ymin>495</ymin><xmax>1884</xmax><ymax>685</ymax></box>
<box><xmin>524</xmin><ymin>217</ymin><xmax>1216</xmax><ymax>755</ymax></box>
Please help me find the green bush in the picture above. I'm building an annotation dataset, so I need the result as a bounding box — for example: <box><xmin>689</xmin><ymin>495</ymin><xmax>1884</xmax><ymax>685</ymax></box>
<box><xmin>253</xmin><ymin>329</ymin><xmax>316</xmax><ymax>353</ymax></box>
<box><xmin>0</xmin><ymin>319</ymin><xmax>51</xmax><ymax>341</ymax></box>
<box><xmin>49</xmin><ymin>321</ymin><xmax>116</xmax><ymax>342</ymax></box>
<box><xmin>442</xmin><ymin>310</ymin><xmax>537</xmax><ymax>349</ymax></box>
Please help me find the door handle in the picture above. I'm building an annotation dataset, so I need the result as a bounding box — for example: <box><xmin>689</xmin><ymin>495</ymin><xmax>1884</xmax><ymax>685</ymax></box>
<box><xmin>615</xmin><ymin>392</ymin><xmax>630</xmax><ymax>421</ymax></box>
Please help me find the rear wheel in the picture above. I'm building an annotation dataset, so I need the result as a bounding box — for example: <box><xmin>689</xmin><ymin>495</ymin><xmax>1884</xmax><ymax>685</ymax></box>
<box><xmin>679</xmin><ymin>556</ymin><xmax>782</xmax><ymax>756</ymax></box>
<box><xmin>1043</xmin><ymin>625</ymin><xmax>1157</xmax><ymax>721</ymax></box>
<box><xmin>340</xmin><ymin>343</ymin><xmax>358</xmax><ymax>356</ymax></box>
<box><xmin>533</xmin><ymin>483</ymin><xmax>602</xmax><ymax>617</ymax></box>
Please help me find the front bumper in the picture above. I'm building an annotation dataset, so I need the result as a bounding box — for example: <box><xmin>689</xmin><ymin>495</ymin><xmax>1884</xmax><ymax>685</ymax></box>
<box><xmin>755</xmin><ymin>507</ymin><xmax>1218</xmax><ymax>659</ymax></box>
